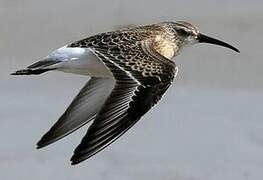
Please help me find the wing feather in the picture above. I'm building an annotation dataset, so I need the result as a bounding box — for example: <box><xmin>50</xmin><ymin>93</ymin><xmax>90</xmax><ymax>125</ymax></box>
<box><xmin>37</xmin><ymin>77</ymin><xmax>115</xmax><ymax>148</ymax></box>
<box><xmin>70</xmin><ymin>40</ymin><xmax>177</xmax><ymax>164</ymax></box>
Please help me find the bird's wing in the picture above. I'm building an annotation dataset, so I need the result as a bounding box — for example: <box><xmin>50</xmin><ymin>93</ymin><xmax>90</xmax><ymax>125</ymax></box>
<box><xmin>37</xmin><ymin>77</ymin><xmax>115</xmax><ymax>148</ymax></box>
<box><xmin>70</xmin><ymin>37</ymin><xmax>178</xmax><ymax>164</ymax></box>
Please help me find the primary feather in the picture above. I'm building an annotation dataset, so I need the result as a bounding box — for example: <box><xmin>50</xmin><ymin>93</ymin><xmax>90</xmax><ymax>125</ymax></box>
<box><xmin>37</xmin><ymin>77</ymin><xmax>115</xmax><ymax>148</ymax></box>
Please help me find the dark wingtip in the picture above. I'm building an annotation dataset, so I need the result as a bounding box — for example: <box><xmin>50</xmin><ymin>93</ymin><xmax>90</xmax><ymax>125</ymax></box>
<box><xmin>36</xmin><ymin>142</ymin><xmax>43</xmax><ymax>149</ymax></box>
<box><xmin>36</xmin><ymin>141</ymin><xmax>45</xmax><ymax>149</ymax></box>
<box><xmin>71</xmin><ymin>160</ymin><xmax>79</xmax><ymax>165</ymax></box>
<box><xmin>70</xmin><ymin>154</ymin><xmax>83</xmax><ymax>165</ymax></box>
<box><xmin>36</xmin><ymin>136</ymin><xmax>52</xmax><ymax>149</ymax></box>
<box><xmin>70</xmin><ymin>149</ymin><xmax>93</xmax><ymax>165</ymax></box>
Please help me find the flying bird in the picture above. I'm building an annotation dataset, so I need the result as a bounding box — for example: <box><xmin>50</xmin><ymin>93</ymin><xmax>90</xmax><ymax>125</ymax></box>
<box><xmin>12</xmin><ymin>21</ymin><xmax>239</xmax><ymax>165</ymax></box>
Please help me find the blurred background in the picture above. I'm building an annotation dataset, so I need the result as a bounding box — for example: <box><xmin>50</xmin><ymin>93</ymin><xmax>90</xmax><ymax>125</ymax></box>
<box><xmin>1</xmin><ymin>0</ymin><xmax>262</xmax><ymax>179</ymax></box>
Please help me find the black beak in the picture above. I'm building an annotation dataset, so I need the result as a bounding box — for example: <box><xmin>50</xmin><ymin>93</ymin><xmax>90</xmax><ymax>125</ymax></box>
<box><xmin>198</xmin><ymin>33</ymin><xmax>240</xmax><ymax>53</ymax></box>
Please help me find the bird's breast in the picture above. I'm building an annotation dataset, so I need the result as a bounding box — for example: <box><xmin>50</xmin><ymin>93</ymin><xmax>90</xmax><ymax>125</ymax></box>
<box><xmin>152</xmin><ymin>36</ymin><xmax>177</xmax><ymax>59</ymax></box>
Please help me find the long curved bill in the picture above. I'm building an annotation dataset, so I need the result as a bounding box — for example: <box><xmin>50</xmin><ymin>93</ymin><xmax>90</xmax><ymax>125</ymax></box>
<box><xmin>198</xmin><ymin>33</ymin><xmax>240</xmax><ymax>53</ymax></box>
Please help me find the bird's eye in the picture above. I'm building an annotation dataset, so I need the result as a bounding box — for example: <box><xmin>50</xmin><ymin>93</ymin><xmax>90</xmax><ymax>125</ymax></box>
<box><xmin>177</xmin><ymin>29</ymin><xmax>189</xmax><ymax>36</ymax></box>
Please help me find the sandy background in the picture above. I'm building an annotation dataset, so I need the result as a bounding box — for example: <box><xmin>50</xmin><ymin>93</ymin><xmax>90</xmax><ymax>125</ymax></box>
<box><xmin>1</xmin><ymin>0</ymin><xmax>263</xmax><ymax>179</ymax></box>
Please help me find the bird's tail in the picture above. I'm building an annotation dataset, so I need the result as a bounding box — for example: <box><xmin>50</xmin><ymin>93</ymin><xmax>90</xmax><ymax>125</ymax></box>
<box><xmin>11</xmin><ymin>68</ymin><xmax>52</xmax><ymax>75</ymax></box>
<box><xmin>11</xmin><ymin>60</ymin><xmax>59</xmax><ymax>75</ymax></box>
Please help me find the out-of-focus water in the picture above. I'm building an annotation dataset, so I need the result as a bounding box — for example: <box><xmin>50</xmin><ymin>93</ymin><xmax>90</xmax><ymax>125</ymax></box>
<box><xmin>1</xmin><ymin>0</ymin><xmax>263</xmax><ymax>180</ymax></box>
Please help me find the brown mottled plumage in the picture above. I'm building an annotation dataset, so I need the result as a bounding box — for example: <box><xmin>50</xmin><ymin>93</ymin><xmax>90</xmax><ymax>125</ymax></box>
<box><xmin>12</xmin><ymin>21</ymin><xmax>239</xmax><ymax>165</ymax></box>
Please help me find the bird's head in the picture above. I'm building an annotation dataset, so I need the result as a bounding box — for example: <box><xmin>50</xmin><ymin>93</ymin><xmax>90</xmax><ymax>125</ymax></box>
<box><xmin>170</xmin><ymin>21</ymin><xmax>240</xmax><ymax>53</ymax></box>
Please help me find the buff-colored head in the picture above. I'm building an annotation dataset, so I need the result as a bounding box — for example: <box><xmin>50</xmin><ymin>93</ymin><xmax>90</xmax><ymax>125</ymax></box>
<box><xmin>169</xmin><ymin>21</ymin><xmax>239</xmax><ymax>53</ymax></box>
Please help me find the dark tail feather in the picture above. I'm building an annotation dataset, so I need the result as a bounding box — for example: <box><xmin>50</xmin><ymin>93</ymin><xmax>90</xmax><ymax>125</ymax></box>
<box><xmin>27</xmin><ymin>60</ymin><xmax>60</xmax><ymax>69</ymax></box>
<box><xmin>11</xmin><ymin>59</ymin><xmax>60</xmax><ymax>75</ymax></box>
<box><xmin>11</xmin><ymin>68</ymin><xmax>52</xmax><ymax>75</ymax></box>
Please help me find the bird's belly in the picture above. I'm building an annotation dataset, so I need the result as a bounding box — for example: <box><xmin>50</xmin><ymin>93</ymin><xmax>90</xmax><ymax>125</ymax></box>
<box><xmin>50</xmin><ymin>47</ymin><xmax>112</xmax><ymax>77</ymax></box>
<box><xmin>59</xmin><ymin>56</ymin><xmax>112</xmax><ymax>77</ymax></box>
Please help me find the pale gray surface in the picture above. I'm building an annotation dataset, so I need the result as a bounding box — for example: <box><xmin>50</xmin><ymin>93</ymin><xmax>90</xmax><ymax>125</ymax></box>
<box><xmin>1</xmin><ymin>0</ymin><xmax>263</xmax><ymax>180</ymax></box>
